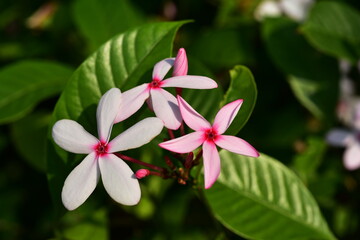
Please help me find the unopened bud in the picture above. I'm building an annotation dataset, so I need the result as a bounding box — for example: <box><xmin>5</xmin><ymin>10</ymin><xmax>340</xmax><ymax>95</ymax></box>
<box><xmin>173</xmin><ymin>48</ymin><xmax>188</xmax><ymax>76</ymax></box>
<box><xmin>135</xmin><ymin>169</ymin><xmax>150</xmax><ymax>179</ymax></box>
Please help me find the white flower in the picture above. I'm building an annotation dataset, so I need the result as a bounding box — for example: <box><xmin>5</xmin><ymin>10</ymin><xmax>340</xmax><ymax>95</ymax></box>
<box><xmin>52</xmin><ymin>88</ymin><xmax>164</xmax><ymax>210</ymax></box>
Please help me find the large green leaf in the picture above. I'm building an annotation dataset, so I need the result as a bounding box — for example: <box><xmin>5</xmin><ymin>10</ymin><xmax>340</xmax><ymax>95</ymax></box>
<box><xmin>302</xmin><ymin>1</ymin><xmax>360</xmax><ymax>63</ymax></box>
<box><xmin>10</xmin><ymin>112</ymin><xmax>51</xmax><ymax>172</ymax></box>
<box><xmin>220</xmin><ymin>65</ymin><xmax>257</xmax><ymax>135</ymax></box>
<box><xmin>205</xmin><ymin>151</ymin><xmax>335</xmax><ymax>240</ymax></box>
<box><xmin>46</xmin><ymin>21</ymin><xmax>188</xmax><ymax>214</ymax></box>
<box><xmin>0</xmin><ymin>60</ymin><xmax>73</xmax><ymax>124</ymax></box>
<box><xmin>73</xmin><ymin>0</ymin><xmax>145</xmax><ymax>51</ymax></box>
<box><xmin>262</xmin><ymin>17</ymin><xmax>338</xmax><ymax>120</ymax></box>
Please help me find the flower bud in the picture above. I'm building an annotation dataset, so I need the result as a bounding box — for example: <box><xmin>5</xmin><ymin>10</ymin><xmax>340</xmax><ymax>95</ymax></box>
<box><xmin>135</xmin><ymin>169</ymin><xmax>150</xmax><ymax>179</ymax></box>
<box><xmin>173</xmin><ymin>48</ymin><xmax>188</xmax><ymax>76</ymax></box>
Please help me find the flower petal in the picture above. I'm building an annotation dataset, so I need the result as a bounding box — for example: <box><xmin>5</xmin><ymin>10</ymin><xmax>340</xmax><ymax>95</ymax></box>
<box><xmin>161</xmin><ymin>76</ymin><xmax>218</xmax><ymax>89</ymax></box>
<box><xmin>344</xmin><ymin>143</ymin><xmax>360</xmax><ymax>170</ymax></box>
<box><xmin>151</xmin><ymin>89</ymin><xmax>182</xmax><ymax>130</ymax></box>
<box><xmin>109</xmin><ymin>117</ymin><xmax>164</xmax><ymax>153</ymax></box>
<box><xmin>159</xmin><ymin>131</ymin><xmax>204</xmax><ymax>153</ymax></box>
<box><xmin>213</xmin><ymin>99</ymin><xmax>243</xmax><ymax>134</ymax></box>
<box><xmin>61</xmin><ymin>152</ymin><xmax>100</xmax><ymax>210</ymax></box>
<box><xmin>152</xmin><ymin>58</ymin><xmax>175</xmax><ymax>80</ymax></box>
<box><xmin>177</xmin><ymin>96</ymin><xmax>211</xmax><ymax>131</ymax></box>
<box><xmin>97</xmin><ymin>88</ymin><xmax>122</xmax><ymax>142</ymax></box>
<box><xmin>52</xmin><ymin>119</ymin><xmax>98</xmax><ymax>154</ymax></box>
<box><xmin>203</xmin><ymin>141</ymin><xmax>221</xmax><ymax>189</ymax></box>
<box><xmin>172</xmin><ymin>48</ymin><xmax>188</xmax><ymax>76</ymax></box>
<box><xmin>326</xmin><ymin>129</ymin><xmax>353</xmax><ymax>147</ymax></box>
<box><xmin>115</xmin><ymin>84</ymin><xmax>150</xmax><ymax>123</ymax></box>
<box><xmin>215</xmin><ymin>135</ymin><xmax>259</xmax><ymax>157</ymax></box>
<box><xmin>99</xmin><ymin>154</ymin><xmax>141</xmax><ymax>205</ymax></box>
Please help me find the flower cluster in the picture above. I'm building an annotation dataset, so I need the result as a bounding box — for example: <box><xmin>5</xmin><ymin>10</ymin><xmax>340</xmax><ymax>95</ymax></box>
<box><xmin>52</xmin><ymin>48</ymin><xmax>259</xmax><ymax>210</ymax></box>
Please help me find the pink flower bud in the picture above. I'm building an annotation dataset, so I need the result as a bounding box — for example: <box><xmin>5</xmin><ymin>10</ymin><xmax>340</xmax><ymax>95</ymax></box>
<box><xmin>173</xmin><ymin>48</ymin><xmax>188</xmax><ymax>76</ymax></box>
<box><xmin>135</xmin><ymin>169</ymin><xmax>150</xmax><ymax>179</ymax></box>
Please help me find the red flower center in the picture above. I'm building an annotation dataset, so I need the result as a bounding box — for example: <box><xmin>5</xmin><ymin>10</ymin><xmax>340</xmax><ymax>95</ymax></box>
<box><xmin>95</xmin><ymin>141</ymin><xmax>108</xmax><ymax>156</ymax></box>
<box><xmin>205</xmin><ymin>128</ymin><xmax>218</xmax><ymax>142</ymax></box>
<box><xmin>149</xmin><ymin>78</ymin><xmax>162</xmax><ymax>89</ymax></box>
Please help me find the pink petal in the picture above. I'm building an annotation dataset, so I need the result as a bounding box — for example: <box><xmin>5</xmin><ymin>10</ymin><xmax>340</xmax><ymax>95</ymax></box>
<box><xmin>97</xmin><ymin>88</ymin><xmax>122</xmax><ymax>142</ymax></box>
<box><xmin>52</xmin><ymin>119</ymin><xmax>98</xmax><ymax>154</ymax></box>
<box><xmin>213</xmin><ymin>99</ymin><xmax>243</xmax><ymax>134</ymax></box>
<box><xmin>99</xmin><ymin>154</ymin><xmax>141</xmax><ymax>205</ymax></box>
<box><xmin>161</xmin><ymin>76</ymin><xmax>218</xmax><ymax>89</ymax></box>
<box><xmin>172</xmin><ymin>48</ymin><xmax>188</xmax><ymax>76</ymax></box>
<box><xmin>109</xmin><ymin>117</ymin><xmax>163</xmax><ymax>153</ymax></box>
<box><xmin>177</xmin><ymin>96</ymin><xmax>211</xmax><ymax>131</ymax></box>
<box><xmin>215</xmin><ymin>135</ymin><xmax>259</xmax><ymax>157</ymax></box>
<box><xmin>61</xmin><ymin>152</ymin><xmax>100</xmax><ymax>210</ymax></box>
<box><xmin>151</xmin><ymin>89</ymin><xmax>182</xmax><ymax>130</ymax></box>
<box><xmin>203</xmin><ymin>141</ymin><xmax>221</xmax><ymax>189</ymax></box>
<box><xmin>152</xmin><ymin>58</ymin><xmax>175</xmax><ymax>80</ymax></box>
<box><xmin>326</xmin><ymin>129</ymin><xmax>353</xmax><ymax>147</ymax></box>
<box><xmin>115</xmin><ymin>84</ymin><xmax>150</xmax><ymax>123</ymax></box>
<box><xmin>159</xmin><ymin>131</ymin><xmax>204</xmax><ymax>153</ymax></box>
<box><xmin>344</xmin><ymin>143</ymin><xmax>360</xmax><ymax>170</ymax></box>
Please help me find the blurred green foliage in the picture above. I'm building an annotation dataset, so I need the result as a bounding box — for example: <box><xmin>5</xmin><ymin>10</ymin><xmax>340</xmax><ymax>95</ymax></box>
<box><xmin>1</xmin><ymin>0</ymin><xmax>360</xmax><ymax>239</ymax></box>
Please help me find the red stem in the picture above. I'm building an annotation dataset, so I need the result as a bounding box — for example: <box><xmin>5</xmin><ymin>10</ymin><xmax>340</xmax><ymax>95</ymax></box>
<box><xmin>115</xmin><ymin>153</ymin><xmax>165</xmax><ymax>172</ymax></box>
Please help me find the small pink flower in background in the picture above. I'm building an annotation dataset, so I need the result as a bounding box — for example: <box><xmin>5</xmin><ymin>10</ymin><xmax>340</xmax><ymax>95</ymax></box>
<box><xmin>52</xmin><ymin>88</ymin><xmax>164</xmax><ymax>210</ymax></box>
<box><xmin>115</xmin><ymin>48</ymin><xmax>218</xmax><ymax>130</ymax></box>
<box><xmin>326</xmin><ymin>129</ymin><xmax>360</xmax><ymax>170</ymax></box>
<box><xmin>159</xmin><ymin>96</ymin><xmax>259</xmax><ymax>189</ymax></box>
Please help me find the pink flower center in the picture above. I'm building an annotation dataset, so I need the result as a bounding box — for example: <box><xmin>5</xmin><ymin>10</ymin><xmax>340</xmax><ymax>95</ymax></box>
<box><xmin>149</xmin><ymin>78</ymin><xmax>162</xmax><ymax>89</ymax></box>
<box><xmin>95</xmin><ymin>141</ymin><xmax>109</xmax><ymax>156</ymax></box>
<box><xmin>204</xmin><ymin>128</ymin><xmax>218</xmax><ymax>142</ymax></box>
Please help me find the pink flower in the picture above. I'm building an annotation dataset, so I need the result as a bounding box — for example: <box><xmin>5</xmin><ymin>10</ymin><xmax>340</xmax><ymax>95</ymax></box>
<box><xmin>114</xmin><ymin>49</ymin><xmax>218</xmax><ymax>130</ymax></box>
<box><xmin>159</xmin><ymin>96</ymin><xmax>259</xmax><ymax>189</ymax></box>
<box><xmin>52</xmin><ymin>88</ymin><xmax>164</xmax><ymax>210</ymax></box>
<box><xmin>327</xmin><ymin>129</ymin><xmax>360</xmax><ymax>170</ymax></box>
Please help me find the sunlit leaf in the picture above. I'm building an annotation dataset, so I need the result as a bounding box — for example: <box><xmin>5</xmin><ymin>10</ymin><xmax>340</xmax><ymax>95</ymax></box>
<box><xmin>220</xmin><ymin>65</ymin><xmax>257</xmax><ymax>135</ymax></box>
<box><xmin>0</xmin><ymin>60</ymin><xmax>73</xmax><ymax>124</ymax></box>
<box><xmin>302</xmin><ymin>1</ymin><xmax>360</xmax><ymax>63</ymax></box>
<box><xmin>205</xmin><ymin>151</ymin><xmax>335</xmax><ymax>240</ymax></box>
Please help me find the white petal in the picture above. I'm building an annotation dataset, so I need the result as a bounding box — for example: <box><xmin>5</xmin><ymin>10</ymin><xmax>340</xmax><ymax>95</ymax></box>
<box><xmin>61</xmin><ymin>152</ymin><xmax>100</xmax><ymax>210</ymax></box>
<box><xmin>99</xmin><ymin>154</ymin><xmax>141</xmax><ymax>205</ymax></box>
<box><xmin>109</xmin><ymin>117</ymin><xmax>164</xmax><ymax>153</ymax></box>
<box><xmin>215</xmin><ymin>135</ymin><xmax>259</xmax><ymax>157</ymax></box>
<box><xmin>152</xmin><ymin>58</ymin><xmax>175</xmax><ymax>80</ymax></box>
<box><xmin>159</xmin><ymin>132</ymin><xmax>204</xmax><ymax>153</ymax></box>
<box><xmin>344</xmin><ymin>143</ymin><xmax>360</xmax><ymax>170</ymax></box>
<box><xmin>97</xmin><ymin>88</ymin><xmax>122</xmax><ymax>142</ymax></box>
<box><xmin>326</xmin><ymin>129</ymin><xmax>353</xmax><ymax>147</ymax></box>
<box><xmin>52</xmin><ymin>119</ymin><xmax>98</xmax><ymax>154</ymax></box>
<box><xmin>161</xmin><ymin>76</ymin><xmax>218</xmax><ymax>89</ymax></box>
<box><xmin>115</xmin><ymin>84</ymin><xmax>150</xmax><ymax>123</ymax></box>
<box><xmin>151</xmin><ymin>89</ymin><xmax>182</xmax><ymax>130</ymax></box>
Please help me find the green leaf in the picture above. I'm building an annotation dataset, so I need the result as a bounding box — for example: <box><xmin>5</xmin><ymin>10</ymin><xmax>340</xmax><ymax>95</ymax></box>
<box><xmin>205</xmin><ymin>151</ymin><xmax>335</xmax><ymax>240</ymax></box>
<box><xmin>73</xmin><ymin>0</ymin><xmax>145</xmax><ymax>51</ymax></box>
<box><xmin>10</xmin><ymin>112</ymin><xmax>51</xmax><ymax>172</ymax></box>
<box><xmin>0</xmin><ymin>60</ymin><xmax>73</xmax><ymax>124</ymax></box>
<box><xmin>302</xmin><ymin>1</ymin><xmax>360</xmax><ymax>63</ymax></box>
<box><xmin>262</xmin><ymin>17</ymin><xmax>339</xmax><ymax>120</ymax></box>
<box><xmin>220</xmin><ymin>65</ymin><xmax>257</xmax><ymax>135</ymax></box>
<box><xmin>46</xmin><ymin>21</ymin><xmax>188</xmax><ymax>214</ymax></box>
